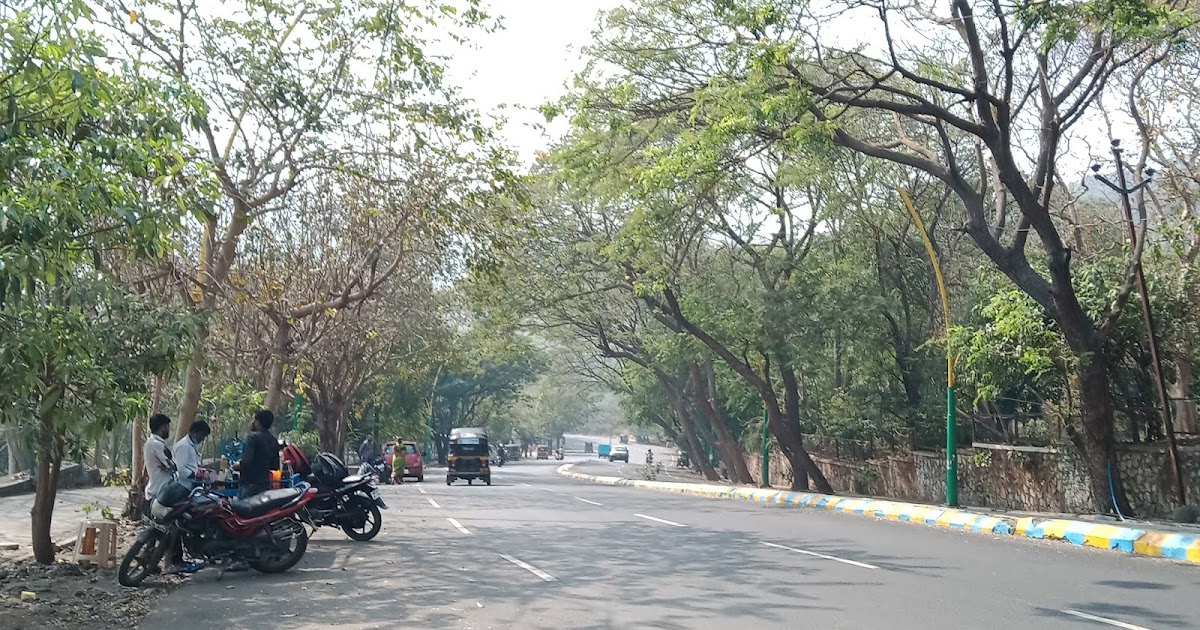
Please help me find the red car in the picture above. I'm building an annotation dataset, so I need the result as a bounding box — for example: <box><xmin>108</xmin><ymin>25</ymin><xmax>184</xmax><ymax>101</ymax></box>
<box><xmin>384</xmin><ymin>441</ymin><xmax>425</xmax><ymax>482</ymax></box>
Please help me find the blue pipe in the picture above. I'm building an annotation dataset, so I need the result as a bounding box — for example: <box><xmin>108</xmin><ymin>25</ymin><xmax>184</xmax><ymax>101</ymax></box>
<box><xmin>1108</xmin><ymin>457</ymin><xmax>1126</xmax><ymax>522</ymax></box>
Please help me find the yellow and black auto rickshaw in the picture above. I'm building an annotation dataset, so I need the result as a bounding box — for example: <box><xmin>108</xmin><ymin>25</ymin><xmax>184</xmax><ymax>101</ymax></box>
<box><xmin>447</xmin><ymin>428</ymin><xmax>491</xmax><ymax>486</ymax></box>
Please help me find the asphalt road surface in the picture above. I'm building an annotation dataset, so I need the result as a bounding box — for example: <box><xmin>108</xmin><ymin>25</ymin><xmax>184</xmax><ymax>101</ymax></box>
<box><xmin>138</xmin><ymin>456</ymin><xmax>1200</xmax><ymax>630</ymax></box>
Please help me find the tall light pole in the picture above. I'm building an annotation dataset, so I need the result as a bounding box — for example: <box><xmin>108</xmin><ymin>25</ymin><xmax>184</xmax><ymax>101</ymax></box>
<box><xmin>898</xmin><ymin>187</ymin><xmax>958</xmax><ymax>507</ymax></box>
<box><xmin>1091</xmin><ymin>140</ymin><xmax>1185</xmax><ymax>505</ymax></box>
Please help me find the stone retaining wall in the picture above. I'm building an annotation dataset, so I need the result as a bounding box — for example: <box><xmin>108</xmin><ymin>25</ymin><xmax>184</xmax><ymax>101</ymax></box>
<box><xmin>747</xmin><ymin>441</ymin><xmax>1200</xmax><ymax>519</ymax></box>
<box><xmin>0</xmin><ymin>464</ymin><xmax>102</xmax><ymax>498</ymax></box>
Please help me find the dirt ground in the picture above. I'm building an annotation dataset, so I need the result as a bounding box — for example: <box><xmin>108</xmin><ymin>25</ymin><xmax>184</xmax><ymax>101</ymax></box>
<box><xmin>0</xmin><ymin>518</ymin><xmax>185</xmax><ymax>630</ymax></box>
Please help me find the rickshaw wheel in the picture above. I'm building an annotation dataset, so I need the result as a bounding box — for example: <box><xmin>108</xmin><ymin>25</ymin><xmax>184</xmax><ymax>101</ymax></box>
<box><xmin>446</xmin><ymin>475</ymin><xmax>452</xmax><ymax>486</ymax></box>
<box><xmin>468</xmin><ymin>478</ymin><xmax>473</xmax><ymax>485</ymax></box>
<box><xmin>485</xmin><ymin>476</ymin><xmax>492</xmax><ymax>486</ymax></box>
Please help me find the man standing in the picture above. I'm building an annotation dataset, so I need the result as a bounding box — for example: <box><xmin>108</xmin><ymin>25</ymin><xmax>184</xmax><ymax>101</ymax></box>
<box><xmin>234</xmin><ymin>410</ymin><xmax>279</xmax><ymax>498</ymax></box>
<box><xmin>143</xmin><ymin>414</ymin><xmax>200</xmax><ymax>574</ymax></box>
<box><xmin>173</xmin><ymin>420</ymin><xmax>212</xmax><ymax>488</ymax></box>
<box><xmin>143</xmin><ymin>414</ymin><xmax>176</xmax><ymax>510</ymax></box>
<box><xmin>359</xmin><ymin>435</ymin><xmax>378</xmax><ymax>465</ymax></box>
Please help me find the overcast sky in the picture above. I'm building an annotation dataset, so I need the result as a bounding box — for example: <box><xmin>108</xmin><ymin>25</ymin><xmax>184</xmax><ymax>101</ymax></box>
<box><xmin>438</xmin><ymin>0</ymin><xmax>624</xmax><ymax>167</ymax></box>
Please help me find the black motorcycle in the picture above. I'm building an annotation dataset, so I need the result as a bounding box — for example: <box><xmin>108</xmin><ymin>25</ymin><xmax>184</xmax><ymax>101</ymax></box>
<box><xmin>304</xmin><ymin>453</ymin><xmax>388</xmax><ymax>541</ymax></box>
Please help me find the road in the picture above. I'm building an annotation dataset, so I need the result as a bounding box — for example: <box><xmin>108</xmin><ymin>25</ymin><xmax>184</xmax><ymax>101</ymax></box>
<box><xmin>0</xmin><ymin>485</ymin><xmax>127</xmax><ymax>552</ymax></box>
<box><xmin>138</xmin><ymin>456</ymin><xmax>1200</xmax><ymax>630</ymax></box>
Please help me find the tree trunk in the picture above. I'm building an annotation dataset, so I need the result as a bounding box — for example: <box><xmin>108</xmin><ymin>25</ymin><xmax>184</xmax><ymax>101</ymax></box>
<box><xmin>690</xmin><ymin>364</ymin><xmax>753</xmax><ymax>484</ymax></box>
<box><xmin>5</xmin><ymin>427</ymin><xmax>28</xmax><ymax>475</ymax></box>
<box><xmin>780</xmin><ymin>364</ymin><xmax>811</xmax><ymax>491</ymax></box>
<box><xmin>92</xmin><ymin>436</ymin><xmax>103</xmax><ymax>468</ymax></box>
<box><xmin>313</xmin><ymin>392</ymin><xmax>349</xmax><ymax>458</ymax></box>
<box><xmin>1067</xmin><ymin>351</ymin><xmax>1134</xmax><ymax>516</ymax></box>
<box><xmin>31</xmin><ymin>405</ymin><xmax>63</xmax><ymax>564</ymax></box>
<box><xmin>175</xmin><ymin>322</ymin><xmax>211</xmax><ymax>441</ymax></box>
<box><xmin>1170</xmin><ymin>354</ymin><xmax>1197</xmax><ymax>433</ymax></box>
<box><xmin>265</xmin><ymin>319</ymin><xmax>291</xmax><ymax>413</ymax></box>
<box><xmin>660</xmin><ymin>375</ymin><xmax>719</xmax><ymax>481</ymax></box>
<box><xmin>109</xmin><ymin>428</ymin><xmax>121</xmax><ymax>475</ymax></box>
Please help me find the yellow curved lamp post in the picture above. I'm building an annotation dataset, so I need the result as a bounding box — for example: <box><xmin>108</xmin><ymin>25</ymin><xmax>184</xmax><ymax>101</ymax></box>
<box><xmin>897</xmin><ymin>187</ymin><xmax>958</xmax><ymax>507</ymax></box>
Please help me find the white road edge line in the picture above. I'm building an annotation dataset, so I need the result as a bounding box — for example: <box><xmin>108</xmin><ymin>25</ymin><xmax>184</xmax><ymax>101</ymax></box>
<box><xmin>426</xmin><ymin>497</ymin><xmax>441</xmax><ymax>509</ymax></box>
<box><xmin>762</xmin><ymin>542</ymin><xmax>879</xmax><ymax>570</ymax></box>
<box><xmin>1061</xmin><ymin>609</ymin><xmax>1155</xmax><ymax>630</ymax></box>
<box><xmin>447</xmin><ymin>517</ymin><xmax>471</xmax><ymax>534</ymax></box>
<box><xmin>575</xmin><ymin>497</ymin><xmax>603</xmax><ymax>506</ymax></box>
<box><xmin>499</xmin><ymin>554</ymin><xmax>556</xmax><ymax>582</ymax></box>
<box><xmin>634</xmin><ymin>513</ymin><xmax>685</xmax><ymax>527</ymax></box>
<box><xmin>417</xmin><ymin>486</ymin><xmax>427</xmax><ymax>494</ymax></box>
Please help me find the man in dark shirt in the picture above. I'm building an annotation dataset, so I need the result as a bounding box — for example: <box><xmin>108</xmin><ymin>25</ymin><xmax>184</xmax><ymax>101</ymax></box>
<box><xmin>234</xmin><ymin>409</ymin><xmax>280</xmax><ymax>498</ymax></box>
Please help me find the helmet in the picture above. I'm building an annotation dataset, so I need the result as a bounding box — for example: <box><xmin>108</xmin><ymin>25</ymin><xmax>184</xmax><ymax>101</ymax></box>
<box><xmin>310</xmin><ymin>452</ymin><xmax>349</xmax><ymax>486</ymax></box>
<box><xmin>155</xmin><ymin>481</ymin><xmax>192</xmax><ymax>507</ymax></box>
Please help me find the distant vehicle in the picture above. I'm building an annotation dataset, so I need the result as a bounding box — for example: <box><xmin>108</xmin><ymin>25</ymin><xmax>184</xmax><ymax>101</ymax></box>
<box><xmin>597</xmin><ymin>444</ymin><xmax>611</xmax><ymax>458</ymax></box>
<box><xmin>447</xmin><ymin>428</ymin><xmax>491</xmax><ymax>486</ymax></box>
<box><xmin>536</xmin><ymin>445</ymin><xmax>550</xmax><ymax>460</ymax></box>
<box><xmin>609</xmin><ymin>445</ymin><xmax>629</xmax><ymax>463</ymax></box>
<box><xmin>619</xmin><ymin>435</ymin><xmax>629</xmax><ymax>444</ymax></box>
<box><xmin>504</xmin><ymin>444</ymin><xmax>522</xmax><ymax>461</ymax></box>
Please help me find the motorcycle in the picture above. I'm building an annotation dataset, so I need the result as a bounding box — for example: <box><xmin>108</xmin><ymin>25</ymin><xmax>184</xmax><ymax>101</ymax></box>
<box><xmin>554</xmin><ymin>449</ymin><xmax>564</xmax><ymax>461</ymax></box>
<box><xmin>308</xmin><ymin>465</ymin><xmax>388</xmax><ymax>541</ymax></box>
<box><xmin>119</xmin><ymin>481</ymin><xmax>315</xmax><ymax>587</ymax></box>
<box><xmin>357</xmin><ymin>458</ymin><xmax>391</xmax><ymax>484</ymax></box>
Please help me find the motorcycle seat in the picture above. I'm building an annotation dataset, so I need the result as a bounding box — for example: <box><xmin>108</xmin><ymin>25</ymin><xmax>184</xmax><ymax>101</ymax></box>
<box><xmin>228</xmin><ymin>487</ymin><xmax>305</xmax><ymax>518</ymax></box>
<box><xmin>341</xmin><ymin>475</ymin><xmax>366</xmax><ymax>484</ymax></box>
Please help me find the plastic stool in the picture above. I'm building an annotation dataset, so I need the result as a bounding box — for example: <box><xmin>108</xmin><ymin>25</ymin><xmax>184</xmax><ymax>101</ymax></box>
<box><xmin>73</xmin><ymin>520</ymin><xmax>118</xmax><ymax>568</ymax></box>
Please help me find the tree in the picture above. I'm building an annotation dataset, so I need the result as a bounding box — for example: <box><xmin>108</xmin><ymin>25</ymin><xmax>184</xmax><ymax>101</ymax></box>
<box><xmin>566</xmin><ymin>0</ymin><xmax>1195</xmax><ymax>513</ymax></box>
<box><xmin>0</xmin><ymin>0</ymin><xmax>197</xmax><ymax>563</ymax></box>
<box><xmin>102</xmin><ymin>0</ymin><xmax>495</xmax><ymax>441</ymax></box>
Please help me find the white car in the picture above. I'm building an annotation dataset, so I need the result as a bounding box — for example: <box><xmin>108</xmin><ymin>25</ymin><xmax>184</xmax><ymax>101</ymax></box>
<box><xmin>609</xmin><ymin>446</ymin><xmax>629</xmax><ymax>463</ymax></box>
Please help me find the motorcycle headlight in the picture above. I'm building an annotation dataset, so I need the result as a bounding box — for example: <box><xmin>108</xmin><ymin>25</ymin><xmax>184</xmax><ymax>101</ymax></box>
<box><xmin>150</xmin><ymin>499</ymin><xmax>172</xmax><ymax>519</ymax></box>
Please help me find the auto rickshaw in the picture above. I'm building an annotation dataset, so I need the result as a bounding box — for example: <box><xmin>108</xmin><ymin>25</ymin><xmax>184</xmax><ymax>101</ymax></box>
<box><xmin>447</xmin><ymin>427</ymin><xmax>491</xmax><ymax>486</ymax></box>
<box><xmin>536</xmin><ymin>445</ymin><xmax>550</xmax><ymax>460</ymax></box>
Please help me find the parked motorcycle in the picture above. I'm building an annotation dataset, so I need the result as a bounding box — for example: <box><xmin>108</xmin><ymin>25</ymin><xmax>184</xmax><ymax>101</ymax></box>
<box><xmin>358</xmin><ymin>457</ymin><xmax>391</xmax><ymax>485</ymax></box>
<box><xmin>309</xmin><ymin>453</ymin><xmax>388</xmax><ymax>541</ymax></box>
<box><xmin>119</xmin><ymin>482</ymin><xmax>315</xmax><ymax>587</ymax></box>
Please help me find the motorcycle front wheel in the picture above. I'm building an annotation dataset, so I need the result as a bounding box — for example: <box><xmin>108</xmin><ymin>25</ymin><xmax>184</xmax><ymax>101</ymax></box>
<box><xmin>250</xmin><ymin>518</ymin><xmax>309</xmax><ymax>574</ymax></box>
<box><xmin>118</xmin><ymin>531</ymin><xmax>166</xmax><ymax>587</ymax></box>
<box><xmin>341</xmin><ymin>494</ymin><xmax>382</xmax><ymax>541</ymax></box>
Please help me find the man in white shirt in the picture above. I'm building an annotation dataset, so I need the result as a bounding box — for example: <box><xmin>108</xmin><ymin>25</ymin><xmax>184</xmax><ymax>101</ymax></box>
<box><xmin>143</xmin><ymin>414</ymin><xmax>176</xmax><ymax>505</ymax></box>
<box><xmin>142</xmin><ymin>413</ymin><xmax>202</xmax><ymax>575</ymax></box>
<box><xmin>173</xmin><ymin>420</ymin><xmax>212</xmax><ymax>487</ymax></box>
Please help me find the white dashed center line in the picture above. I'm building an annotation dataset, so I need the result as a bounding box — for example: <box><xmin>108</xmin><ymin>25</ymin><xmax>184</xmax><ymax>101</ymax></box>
<box><xmin>762</xmin><ymin>542</ymin><xmax>879</xmax><ymax>570</ymax></box>
<box><xmin>499</xmin><ymin>554</ymin><xmax>556</xmax><ymax>582</ymax></box>
<box><xmin>417</xmin><ymin>486</ymin><xmax>427</xmax><ymax>494</ymax></box>
<box><xmin>1061</xmin><ymin>610</ymin><xmax>1155</xmax><ymax>630</ymax></box>
<box><xmin>634</xmin><ymin>513</ymin><xmax>685</xmax><ymax>527</ymax></box>
<box><xmin>575</xmin><ymin>497</ymin><xmax>602</xmax><ymax>506</ymax></box>
<box><xmin>447</xmin><ymin>518</ymin><xmax>471</xmax><ymax>534</ymax></box>
<box><xmin>426</xmin><ymin>497</ymin><xmax>441</xmax><ymax>509</ymax></box>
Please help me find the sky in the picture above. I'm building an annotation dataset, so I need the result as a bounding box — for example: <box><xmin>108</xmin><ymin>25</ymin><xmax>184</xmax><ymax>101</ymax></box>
<box><xmin>435</xmin><ymin>0</ymin><xmax>625</xmax><ymax>167</ymax></box>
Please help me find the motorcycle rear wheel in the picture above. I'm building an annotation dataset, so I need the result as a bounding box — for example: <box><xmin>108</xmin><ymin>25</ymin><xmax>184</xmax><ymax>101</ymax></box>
<box><xmin>250</xmin><ymin>519</ymin><xmax>309</xmax><ymax>574</ymax></box>
<box><xmin>341</xmin><ymin>495</ymin><xmax>383</xmax><ymax>541</ymax></box>
<box><xmin>118</xmin><ymin>533</ymin><xmax>165</xmax><ymax>587</ymax></box>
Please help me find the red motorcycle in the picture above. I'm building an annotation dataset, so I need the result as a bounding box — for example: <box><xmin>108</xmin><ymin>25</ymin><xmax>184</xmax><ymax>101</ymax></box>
<box><xmin>119</xmin><ymin>481</ymin><xmax>316</xmax><ymax>587</ymax></box>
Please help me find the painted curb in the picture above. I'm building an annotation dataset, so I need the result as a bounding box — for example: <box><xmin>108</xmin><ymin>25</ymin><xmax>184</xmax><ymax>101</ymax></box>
<box><xmin>558</xmin><ymin>464</ymin><xmax>1200</xmax><ymax>565</ymax></box>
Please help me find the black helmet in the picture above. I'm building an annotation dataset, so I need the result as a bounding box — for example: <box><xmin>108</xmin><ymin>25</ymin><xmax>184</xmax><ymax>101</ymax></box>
<box><xmin>155</xmin><ymin>481</ymin><xmax>192</xmax><ymax>507</ymax></box>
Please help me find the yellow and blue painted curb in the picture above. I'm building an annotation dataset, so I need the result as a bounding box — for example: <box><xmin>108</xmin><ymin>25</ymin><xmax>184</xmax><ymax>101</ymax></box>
<box><xmin>557</xmin><ymin>464</ymin><xmax>1200</xmax><ymax>565</ymax></box>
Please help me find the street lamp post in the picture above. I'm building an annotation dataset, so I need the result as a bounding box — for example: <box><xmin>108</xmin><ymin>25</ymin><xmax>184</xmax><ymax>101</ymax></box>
<box><xmin>759</xmin><ymin>360</ymin><xmax>770</xmax><ymax>488</ymax></box>
<box><xmin>898</xmin><ymin>187</ymin><xmax>958</xmax><ymax>507</ymax></box>
<box><xmin>1091</xmin><ymin>140</ymin><xmax>1186</xmax><ymax>506</ymax></box>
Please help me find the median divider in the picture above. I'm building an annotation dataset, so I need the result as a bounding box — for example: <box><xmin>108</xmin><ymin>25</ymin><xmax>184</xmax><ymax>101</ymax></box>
<box><xmin>558</xmin><ymin>463</ymin><xmax>1200</xmax><ymax>565</ymax></box>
